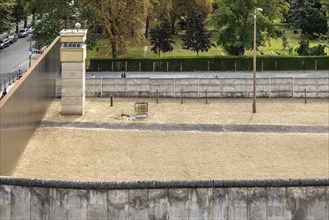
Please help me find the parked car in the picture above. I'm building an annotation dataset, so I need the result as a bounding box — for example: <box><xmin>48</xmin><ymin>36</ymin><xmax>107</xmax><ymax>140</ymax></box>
<box><xmin>26</xmin><ymin>27</ymin><xmax>33</xmax><ymax>34</ymax></box>
<box><xmin>0</xmin><ymin>38</ymin><xmax>10</xmax><ymax>49</ymax></box>
<box><xmin>7</xmin><ymin>33</ymin><xmax>18</xmax><ymax>44</ymax></box>
<box><xmin>17</xmin><ymin>29</ymin><xmax>28</xmax><ymax>38</ymax></box>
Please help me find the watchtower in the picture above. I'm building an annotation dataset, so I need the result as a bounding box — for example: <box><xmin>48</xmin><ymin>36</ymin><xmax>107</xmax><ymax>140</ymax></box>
<box><xmin>60</xmin><ymin>27</ymin><xmax>87</xmax><ymax>115</ymax></box>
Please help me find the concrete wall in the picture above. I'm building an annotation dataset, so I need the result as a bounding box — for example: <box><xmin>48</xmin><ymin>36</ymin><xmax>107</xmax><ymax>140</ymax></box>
<box><xmin>0</xmin><ymin>178</ymin><xmax>328</xmax><ymax>219</ymax></box>
<box><xmin>0</xmin><ymin>37</ymin><xmax>61</xmax><ymax>176</ymax></box>
<box><xmin>55</xmin><ymin>77</ymin><xmax>329</xmax><ymax>98</ymax></box>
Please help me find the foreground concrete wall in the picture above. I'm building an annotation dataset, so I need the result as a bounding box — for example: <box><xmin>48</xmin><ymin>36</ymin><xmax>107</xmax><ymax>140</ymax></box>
<box><xmin>1</xmin><ymin>178</ymin><xmax>328</xmax><ymax>219</ymax></box>
<box><xmin>55</xmin><ymin>77</ymin><xmax>329</xmax><ymax>98</ymax></box>
<box><xmin>0</xmin><ymin>38</ymin><xmax>61</xmax><ymax>176</ymax></box>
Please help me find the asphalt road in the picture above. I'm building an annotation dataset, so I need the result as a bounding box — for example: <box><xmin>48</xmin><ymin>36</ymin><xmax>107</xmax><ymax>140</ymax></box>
<box><xmin>0</xmin><ymin>36</ymin><xmax>35</xmax><ymax>81</ymax></box>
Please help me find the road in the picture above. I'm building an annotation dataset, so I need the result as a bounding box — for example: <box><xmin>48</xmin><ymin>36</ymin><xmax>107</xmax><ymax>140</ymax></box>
<box><xmin>0</xmin><ymin>36</ymin><xmax>35</xmax><ymax>82</ymax></box>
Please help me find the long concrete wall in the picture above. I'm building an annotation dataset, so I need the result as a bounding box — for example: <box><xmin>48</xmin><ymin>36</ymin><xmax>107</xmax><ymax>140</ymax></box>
<box><xmin>55</xmin><ymin>77</ymin><xmax>329</xmax><ymax>98</ymax></box>
<box><xmin>0</xmin><ymin>37</ymin><xmax>60</xmax><ymax>176</ymax></box>
<box><xmin>0</xmin><ymin>177</ymin><xmax>328</xmax><ymax>219</ymax></box>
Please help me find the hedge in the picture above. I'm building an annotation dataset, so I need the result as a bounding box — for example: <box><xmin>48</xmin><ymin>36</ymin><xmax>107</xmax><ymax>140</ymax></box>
<box><xmin>88</xmin><ymin>57</ymin><xmax>329</xmax><ymax>72</ymax></box>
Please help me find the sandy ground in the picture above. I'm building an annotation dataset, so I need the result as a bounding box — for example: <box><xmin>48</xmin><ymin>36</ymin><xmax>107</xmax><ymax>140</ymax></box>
<box><xmin>12</xmin><ymin>98</ymin><xmax>329</xmax><ymax>181</ymax></box>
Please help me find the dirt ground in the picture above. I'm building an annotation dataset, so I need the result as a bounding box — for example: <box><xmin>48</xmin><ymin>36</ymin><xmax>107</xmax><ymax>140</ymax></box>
<box><xmin>12</xmin><ymin>98</ymin><xmax>329</xmax><ymax>181</ymax></box>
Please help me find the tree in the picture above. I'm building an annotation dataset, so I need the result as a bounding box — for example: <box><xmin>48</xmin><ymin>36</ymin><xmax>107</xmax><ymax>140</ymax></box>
<box><xmin>150</xmin><ymin>19</ymin><xmax>175</xmax><ymax>57</ymax></box>
<box><xmin>300</xmin><ymin>7</ymin><xmax>328</xmax><ymax>38</ymax></box>
<box><xmin>211</xmin><ymin>0</ymin><xmax>287</xmax><ymax>55</ymax></box>
<box><xmin>98</xmin><ymin>0</ymin><xmax>148</xmax><ymax>58</ymax></box>
<box><xmin>287</xmin><ymin>0</ymin><xmax>328</xmax><ymax>38</ymax></box>
<box><xmin>282</xmin><ymin>30</ymin><xmax>288</xmax><ymax>50</ymax></box>
<box><xmin>0</xmin><ymin>0</ymin><xmax>15</xmax><ymax>32</ymax></box>
<box><xmin>296</xmin><ymin>39</ymin><xmax>327</xmax><ymax>55</ymax></box>
<box><xmin>12</xmin><ymin>0</ymin><xmax>24</xmax><ymax>33</ymax></box>
<box><xmin>145</xmin><ymin>0</ymin><xmax>172</xmax><ymax>38</ymax></box>
<box><xmin>171</xmin><ymin>0</ymin><xmax>211</xmax><ymax>28</ymax></box>
<box><xmin>31</xmin><ymin>0</ymin><xmax>75</xmax><ymax>49</ymax></box>
<box><xmin>181</xmin><ymin>10</ymin><xmax>212</xmax><ymax>56</ymax></box>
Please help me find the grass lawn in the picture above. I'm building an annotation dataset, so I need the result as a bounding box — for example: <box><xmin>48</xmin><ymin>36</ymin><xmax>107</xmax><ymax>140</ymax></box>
<box><xmin>87</xmin><ymin>24</ymin><xmax>329</xmax><ymax>60</ymax></box>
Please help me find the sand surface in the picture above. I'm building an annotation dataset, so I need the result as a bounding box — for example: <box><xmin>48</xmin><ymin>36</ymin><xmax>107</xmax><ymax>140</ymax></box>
<box><xmin>12</xmin><ymin>98</ymin><xmax>329</xmax><ymax>181</ymax></box>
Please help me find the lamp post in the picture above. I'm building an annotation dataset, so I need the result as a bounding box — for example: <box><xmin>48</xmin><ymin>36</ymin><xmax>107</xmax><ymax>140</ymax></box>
<box><xmin>252</xmin><ymin>8</ymin><xmax>263</xmax><ymax>113</ymax></box>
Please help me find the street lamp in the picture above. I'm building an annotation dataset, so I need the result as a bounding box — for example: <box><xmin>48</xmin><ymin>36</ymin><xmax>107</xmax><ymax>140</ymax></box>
<box><xmin>252</xmin><ymin>7</ymin><xmax>263</xmax><ymax>113</ymax></box>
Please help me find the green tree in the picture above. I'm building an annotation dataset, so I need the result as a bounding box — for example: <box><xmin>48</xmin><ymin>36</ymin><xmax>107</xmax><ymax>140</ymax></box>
<box><xmin>31</xmin><ymin>0</ymin><xmax>75</xmax><ymax>49</ymax></box>
<box><xmin>12</xmin><ymin>0</ymin><xmax>24</xmax><ymax>33</ymax></box>
<box><xmin>181</xmin><ymin>10</ymin><xmax>212</xmax><ymax>56</ymax></box>
<box><xmin>150</xmin><ymin>19</ymin><xmax>175</xmax><ymax>57</ymax></box>
<box><xmin>296</xmin><ymin>39</ymin><xmax>327</xmax><ymax>55</ymax></box>
<box><xmin>211</xmin><ymin>0</ymin><xmax>287</xmax><ymax>55</ymax></box>
<box><xmin>98</xmin><ymin>0</ymin><xmax>148</xmax><ymax>58</ymax></box>
<box><xmin>300</xmin><ymin>7</ymin><xmax>328</xmax><ymax>38</ymax></box>
<box><xmin>0</xmin><ymin>0</ymin><xmax>15</xmax><ymax>32</ymax></box>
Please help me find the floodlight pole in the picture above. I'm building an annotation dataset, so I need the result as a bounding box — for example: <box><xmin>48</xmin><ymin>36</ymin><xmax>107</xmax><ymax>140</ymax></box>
<box><xmin>253</xmin><ymin>8</ymin><xmax>263</xmax><ymax>113</ymax></box>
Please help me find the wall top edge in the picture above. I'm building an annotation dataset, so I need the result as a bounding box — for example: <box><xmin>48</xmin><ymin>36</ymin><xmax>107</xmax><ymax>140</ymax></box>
<box><xmin>1</xmin><ymin>177</ymin><xmax>329</xmax><ymax>190</ymax></box>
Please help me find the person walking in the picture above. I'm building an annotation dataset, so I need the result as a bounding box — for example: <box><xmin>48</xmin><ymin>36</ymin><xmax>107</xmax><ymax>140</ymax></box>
<box><xmin>18</xmin><ymin>69</ymin><xmax>22</xmax><ymax>79</ymax></box>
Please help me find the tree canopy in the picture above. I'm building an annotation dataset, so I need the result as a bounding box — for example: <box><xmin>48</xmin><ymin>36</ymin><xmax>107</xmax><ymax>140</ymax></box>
<box><xmin>181</xmin><ymin>10</ymin><xmax>212</xmax><ymax>56</ymax></box>
<box><xmin>0</xmin><ymin>0</ymin><xmax>16</xmax><ymax>32</ymax></box>
<box><xmin>97</xmin><ymin>0</ymin><xmax>148</xmax><ymax>58</ymax></box>
<box><xmin>211</xmin><ymin>0</ymin><xmax>288</xmax><ymax>55</ymax></box>
<box><xmin>150</xmin><ymin>19</ymin><xmax>175</xmax><ymax>57</ymax></box>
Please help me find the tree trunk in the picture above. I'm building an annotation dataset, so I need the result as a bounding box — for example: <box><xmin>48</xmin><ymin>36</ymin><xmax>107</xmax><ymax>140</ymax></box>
<box><xmin>197</xmin><ymin>50</ymin><xmax>199</xmax><ymax>56</ymax></box>
<box><xmin>24</xmin><ymin>17</ymin><xmax>27</xmax><ymax>28</ymax></box>
<box><xmin>111</xmin><ymin>41</ymin><xmax>118</xmax><ymax>58</ymax></box>
<box><xmin>16</xmin><ymin>23</ymin><xmax>19</xmax><ymax>33</ymax></box>
<box><xmin>158</xmin><ymin>50</ymin><xmax>160</xmax><ymax>57</ymax></box>
<box><xmin>145</xmin><ymin>15</ymin><xmax>150</xmax><ymax>38</ymax></box>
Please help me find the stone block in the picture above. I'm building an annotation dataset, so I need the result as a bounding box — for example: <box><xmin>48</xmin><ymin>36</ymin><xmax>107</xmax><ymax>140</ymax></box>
<box><xmin>0</xmin><ymin>185</ymin><xmax>11</xmax><ymax>219</ymax></box>
<box><xmin>62</xmin><ymin>70</ymin><xmax>84</xmax><ymax>79</ymax></box>
<box><xmin>88</xmin><ymin>190</ymin><xmax>108</xmax><ymax>220</ymax></box>
<box><xmin>49</xmin><ymin>188</ymin><xmax>68</xmax><ymax>219</ymax></box>
<box><xmin>227</xmin><ymin>188</ymin><xmax>248</xmax><ymax>219</ymax></box>
<box><xmin>62</xmin><ymin>78</ymin><xmax>85</xmax><ymax>87</ymax></box>
<box><xmin>61</xmin><ymin>97</ymin><xmax>84</xmax><ymax>106</ymax></box>
<box><xmin>305</xmin><ymin>187</ymin><xmax>326</xmax><ymax>219</ymax></box>
<box><xmin>248</xmin><ymin>188</ymin><xmax>267</xmax><ymax>220</ymax></box>
<box><xmin>31</xmin><ymin>187</ymin><xmax>50</xmax><ymax>219</ymax></box>
<box><xmin>188</xmin><ymin>188</ymin><xmax>210</xmax><ymax>220</ymax></box>
<box><xmin>62</xmin><ymin>62</ymin><xmax>85</xmax><ymax>71</ymax></box>
<box><xmin>212</xmin><ymin>188</ymin><xmax>228</xmax><ymax>220</ymax></box>
<box><xmin>67</xmin><ymin>190</ymin><xmax>88</xmax><ymax>220</ymax></box>
<box><xmin>148</xmin><ymin>189</ymin><xmax>169</xmax><ymax>220</ymax></box>
<box><xmin>108</xmin><ymin>190</ymin><xmax>128</xmax><ymax>220</ymax></box>
<box><xmin>10</xmin><ymin>185</ymin><xmax>31</xmax><ymax>219</ymax></box>
<box><xmin>128</xmin><ymin>189</ymin><xmax>149</xmax><ymax>220</ymax></box>
<box><xmin>267</xmin><ymin>187</ymin><xmax>287</xmax><ymax>220</ymax></box>
<box><xmin>168</xmin><ymin>188</ymin><xmax>189</xmax><ymax>219</ymax></box>
<box><xmin>62</xmin><ymin>86</ymin><xmax>85</xmax><ymax>97</ymax></box>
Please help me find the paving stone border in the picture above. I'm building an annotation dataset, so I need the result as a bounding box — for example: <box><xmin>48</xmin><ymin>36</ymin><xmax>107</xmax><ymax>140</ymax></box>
<box><xmin>41</xmin><ymin>121</ymin><xmax>329</xmax><ymax>133</ymax></box>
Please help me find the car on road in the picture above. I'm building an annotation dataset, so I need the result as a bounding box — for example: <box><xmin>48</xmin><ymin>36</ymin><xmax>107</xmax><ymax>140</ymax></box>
<box><xmin>7</xmin><ymin>33</ymin><xmax>18</xmax><ymax>44</ymax></box>
<box><xmin>17</xmin><ymin>29</ymin><xmax>28</xmax><ymax>38</ymax></box>
<box><xmin>0</xmin><ymin>38</ymin><xmax>10</xmax><ymax>49</ymax></box>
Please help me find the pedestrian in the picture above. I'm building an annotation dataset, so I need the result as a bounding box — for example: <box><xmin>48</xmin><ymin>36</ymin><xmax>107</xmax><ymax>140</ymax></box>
<box><xmin>91</xmin><ymin>73</ymin><xmax>95</xmax><ymax>78</ymax></box>
<box><xmin>0</xmin><ymin>88</ymin><xmax>7</xmax><ymax>100</ymax></box>
<box><xmin>18</xmin><ymin>69</ymin><xmax>22</xmax><ymax>79</ymax></box>
<box><xmin>121</xmin><ymin>73</ymin><xmax>124</xmax><ymax>78</ymax></box>
<box><xmin>123</xmin><ymin>72</ymin><xmax>126</xmax><ymax>78</ymax></box>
